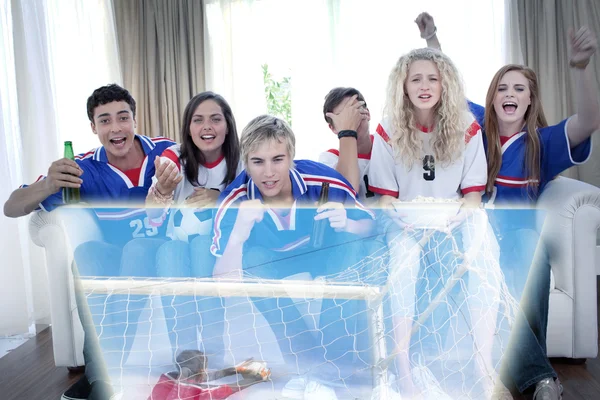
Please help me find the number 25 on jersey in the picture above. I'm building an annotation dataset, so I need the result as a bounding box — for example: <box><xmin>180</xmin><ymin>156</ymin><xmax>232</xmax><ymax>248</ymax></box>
<box><xmin>129</xmin><ymin>217</ymin><xmax>158</xmax><ymax>238</ymax></box>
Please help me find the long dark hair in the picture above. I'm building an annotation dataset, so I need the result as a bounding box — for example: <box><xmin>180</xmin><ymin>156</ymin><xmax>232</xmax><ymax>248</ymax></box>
<box><xmin>484</xmin><ymin>65</ymin><xmax>547</xmax><ymax>197</ymax></box>
<box><xmin>179</xmin><ymin>92</ymin><xmax>240</xmax><ymax>186</ymax></box>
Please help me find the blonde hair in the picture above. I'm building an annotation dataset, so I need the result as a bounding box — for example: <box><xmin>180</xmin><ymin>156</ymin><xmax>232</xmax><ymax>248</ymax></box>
<box><xmin>484</xmin><ymin>64</ymin><xmax>546</xmax><ymax>197</ymax></box>
<box><xmin>240</xmin><ymin>115</ymin><xmax>295</xmax><ymax>165</ymax></box>
<box><xmin>385</xmin><ymin>47</ymin><xmax>471</xmax><ymax>167</ymax></box>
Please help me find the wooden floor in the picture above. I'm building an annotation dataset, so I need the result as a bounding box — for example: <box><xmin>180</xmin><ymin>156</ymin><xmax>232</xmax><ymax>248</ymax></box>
<box><xmin>1</xmin><ymin>279</ymin><xmax>600</xmax><ymax>399</ymax></box>
<box><xmin>0</xmin><ymin>326</ymin><xmax>80</xmax><ymax>400</ymax></box>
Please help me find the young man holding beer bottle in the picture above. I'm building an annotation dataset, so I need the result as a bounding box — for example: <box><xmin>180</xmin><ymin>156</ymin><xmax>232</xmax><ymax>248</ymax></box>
<box><xmin>3</xmin><ymin>84</ymin><xmax>174</xmax><ymax>400</ymax></box>
<box><xmin>4</xmin><ymin>84</ymin><xmax>173</xmax><ymax>215</ymax></box>
<box><xmin>209</xmin><ymin>114</ymin><xmax>374</xmax><ymax>399</ymax></box>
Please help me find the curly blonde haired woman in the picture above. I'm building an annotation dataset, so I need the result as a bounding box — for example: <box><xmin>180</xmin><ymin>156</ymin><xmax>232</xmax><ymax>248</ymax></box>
<box><xmin>368</xmin><ymin>48</ymin><xmax>502</xmax><ymax>399</ymax></box>
<box><xmin>418</xmin><ymin>12</ymin><xmax>599</xmax><ymax>399</ymax></box>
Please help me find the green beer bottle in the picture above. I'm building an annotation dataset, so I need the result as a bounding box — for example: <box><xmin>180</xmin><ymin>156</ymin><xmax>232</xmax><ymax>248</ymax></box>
<box><xmin>63</xmin><ymin>141</ymin><xmax>81</xmax><ymax>204</ymax></box>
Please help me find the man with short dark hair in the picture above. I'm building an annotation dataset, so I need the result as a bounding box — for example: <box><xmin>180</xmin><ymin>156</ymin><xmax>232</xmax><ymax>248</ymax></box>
<box><xmin>320</xmin><ymin>88</ymin><xmax>377</xmax><ymax>204</ymax></box>
<box><xmin>4</xmin><ymin>84</ymin><xmax>175</xmax><ymax>400</ymax></box>
<box><xmin>4</xmin><ymin>83</ymin><xmax>173</xmax><ymax>216</ymax></box>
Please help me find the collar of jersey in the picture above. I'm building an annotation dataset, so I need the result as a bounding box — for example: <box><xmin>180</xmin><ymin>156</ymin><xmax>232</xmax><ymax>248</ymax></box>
<box><xmin>416</xmin><ymin>123</ymin><xmax>434</xmax><ymax>133</ymax></box>
<box><xmin>93</xmin><ymin>134</ymin><xmax>155</xmax><ymax>163</ymax></box>
<box><xmin>246</xmin><ymin>167</ymin><xmax>307</xmax><ymax>202</ymax></box>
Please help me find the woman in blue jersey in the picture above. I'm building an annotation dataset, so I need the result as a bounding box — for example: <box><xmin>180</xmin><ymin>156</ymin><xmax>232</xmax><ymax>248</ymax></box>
<box><xmin>483</xmin><ymin>29</ymin><xmax>599</xmax><ymax>400</ymax></box>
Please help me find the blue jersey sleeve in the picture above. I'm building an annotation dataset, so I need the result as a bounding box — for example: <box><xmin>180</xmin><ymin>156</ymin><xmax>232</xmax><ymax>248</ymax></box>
<box><xmin>20</xmin><ymin>156</ymin><xmax>96</xmax><ymax>212</ymax></box>
<box><xmin>468</xmin><ymin>101</ymin><xmax>486</xmax><ymax>132</ymax></box>
<box><xmin>304</xmin><ymin>161</ymin><xmax>375</xmax><ymax>221</ymax></box>
<box><xmin>40</xmin><ymin>190</ymin><xmax>64</xmax><ymax>212</ymax></box>
<box><xmin>210</xmin><ymin>176</ymin><xmax>249</xmax><ymax>257</ymax></box>
<box><xmin>540</xmin><ymin>118</ymin><xmax>592</xmax><ymax>181</ymax></box>
<box><xmin>19</xmin><ymin>175</ymin><xmax>64</xmax><ymax>212</ymax></box>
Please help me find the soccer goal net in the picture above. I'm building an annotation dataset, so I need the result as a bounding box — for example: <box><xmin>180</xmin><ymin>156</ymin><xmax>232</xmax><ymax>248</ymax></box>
<box><xmin>79</xmin><ymin>212</ymin><xmax>521</xmax><ymax>400</ymax></box>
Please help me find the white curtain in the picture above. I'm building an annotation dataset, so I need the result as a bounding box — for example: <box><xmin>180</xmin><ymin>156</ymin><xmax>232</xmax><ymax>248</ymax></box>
<box><xmin>0</xmin><ymin>0</ymin><xmax>121</xmax><ymax>335</ymax></box>
<box><xmin>203</xmin><ymin>0</ymin><xmax>508</xmax><ymax>159</ymax></box>
<box><xmin>1</xmin><ymin>0</ymin><xmax>31</xmax><ymax>336</ymax></box>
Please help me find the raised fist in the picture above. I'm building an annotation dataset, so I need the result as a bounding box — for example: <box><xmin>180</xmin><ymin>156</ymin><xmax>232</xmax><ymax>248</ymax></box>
<box><xmin>415</xmin><ymin>12</ymin><xmax>436</xmax><ymax>39</ymax></box>
<box><xmin>154</xmin><ymin>156</ymin><xmax>183</xmax><ymax>195</ymax></box>
<box><xmin>569</xmin><ymin>26</ymin><xmax>597</xmax><ymax>67</ymax></box>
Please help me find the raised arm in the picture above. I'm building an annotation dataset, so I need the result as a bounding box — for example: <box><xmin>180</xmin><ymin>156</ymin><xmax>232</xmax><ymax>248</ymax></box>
<box><xmin>415</xmin><ymin>12</ymin><xmax>441</xmax><ymax>51</ymax></box>
<box><xmin>324</xmin><ymin>95</ymin><xmax>368</xmax><ymax>192</ymax></box>
<box><xmin>212</xmin><ymin>200</ymin><xmax>264</xmax><ymax>279</ymax></box>
<box><xmin>145</xmin><ymin>156</ymin><xmax>182</xmax><ymax>221</ymax></box>
<box><xmin>4</xmin><ymin>158</ymin><xmax>82</xmax><ymax>218</ymax></box>
<box><xmin>566</xmin><ymin>26</ymin><xmax>600</xmax><ymax>147</ymax></box>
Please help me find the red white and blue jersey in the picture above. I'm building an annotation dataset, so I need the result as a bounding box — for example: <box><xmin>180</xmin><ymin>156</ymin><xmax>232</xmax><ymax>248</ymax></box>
<box><xmin>210</xmin><ymin>160</ymin><xmax>375</xmax><ymax>257</ymax></box>
<box><xmin>149</xmin><ymin>144</ymin><xmax>243</xmax><ymax>240</ymax></box>
<box><xmin>23</xmin><ymin>135</ymin><xmax>175</xmax><ymax>212</ymax></box>
<box><xmin>484</xmin><ymin>117</ymin><xmax>592</xmax><ymax>205</ymax></box>
<box><xmin>367</xmin><ymin>114</ymin><xmax>487</xmax><ymax>201</ymax></box>
<box><xmin>468</xmin><ymin>101</ymin><xmax>485</xmax><ymax>129</ymax></box>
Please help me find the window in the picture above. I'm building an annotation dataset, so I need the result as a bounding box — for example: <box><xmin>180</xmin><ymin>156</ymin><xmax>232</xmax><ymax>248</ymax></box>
<box><xmin>204</xmin><ymin>0</ymin><xmax>507</xmax><ymax>159</ymax></box>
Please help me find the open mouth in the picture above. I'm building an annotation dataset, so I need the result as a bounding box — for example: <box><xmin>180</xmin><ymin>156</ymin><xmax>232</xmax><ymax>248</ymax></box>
<box><xmin>502</xmin><ymin>101</ymin><xmax>518</xmax><ymax>114</ymax></box>
<box><xmin>262</xmin><ymin>180</ymin><xmax>278</xmax><ymax>190</ymax></box>
<box><xmin>201</xmin><ymin>134</ymin><xmax>216</xmax><ymax>141</ymax></box>
<box><xmin>418</xmin><ymin>94</ymin><xmax>432</xmax><ymax>100</ymax></box>
<box><xmin>110</xmin><ymin>137</ymin><xmax>126</xmax><ymax>146</ymax></box>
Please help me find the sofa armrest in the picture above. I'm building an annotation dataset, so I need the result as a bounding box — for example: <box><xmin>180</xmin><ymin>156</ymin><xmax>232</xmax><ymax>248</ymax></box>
<box><xmin>29</xmin><ymin>207</ymin><xmax>103</xmax><ymax>367</ymax></box>
<box><xmin>537</xmin><ymin>176</ymin><xmax>600</xmax><ymax>358</ymax></box>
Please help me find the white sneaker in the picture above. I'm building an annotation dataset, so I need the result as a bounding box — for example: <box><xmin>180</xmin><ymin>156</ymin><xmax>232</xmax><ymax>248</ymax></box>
<box><xmin>282</xmin><ymin>377</ymin><xmax>307</xmax><ymax>399</ymax></box>
<box><xmin>533</xmin><ymin>378</ymin><xmax>563</xmax><ymax>400</ymax></box>
<box><xmin>304</xmin><ymin>380</ymin><xmax>338</xmax><ymax>400</ymax></box>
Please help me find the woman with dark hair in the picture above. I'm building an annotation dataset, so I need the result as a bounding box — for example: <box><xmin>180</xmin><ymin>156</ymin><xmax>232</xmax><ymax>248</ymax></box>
<box><xmin>147</xmin><ymin>91</ymin><xmax>241</xmax><ymax>241</ymax></box>
<box><xmin>143</xmin><ymin>91</ymin><xmax>243</xmax><ymax>366</ymax></box>
<box><xmin>481</xmin><ymin>34</ymin><xmax>598</xmax><ymax>399</ymax></box>
<box><xmin>176</xmin><ymin>91</ymin><xmax>241</xmax><ymax>193</ymax></box>
<box><xmin>95</xmin><ymin>92</ymin><xmax>241</xmax><ymax>381</ymax></box>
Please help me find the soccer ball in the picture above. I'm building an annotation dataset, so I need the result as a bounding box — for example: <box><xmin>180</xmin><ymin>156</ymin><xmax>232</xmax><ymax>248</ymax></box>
<box><xmin>171</xmin><ymin>207</ymin><xmax>214</xmax><ymax>242</ymax></box>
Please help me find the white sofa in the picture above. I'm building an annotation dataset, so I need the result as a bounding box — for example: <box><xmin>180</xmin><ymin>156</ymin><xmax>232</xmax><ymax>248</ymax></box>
<box><xmin>29</xmin><ymin>177</ymin><xmax>600</xmax><ymax>368</ymax></box>
<box><xmin>536</xmin><ymin>177</ymin><xmax>600</xmax><ymax>359</ymax></box>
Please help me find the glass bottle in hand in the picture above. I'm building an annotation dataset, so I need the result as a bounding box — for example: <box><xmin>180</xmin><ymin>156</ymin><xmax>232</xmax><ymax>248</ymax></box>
<box><xmin>62</xmin><ymin>141</ymin><xmax>81</xmax><ymax>204</ymax></box>
<box><xmin>310</xmin><ymin>182</ymin><xmax>329</xmax><ymax>248</ymax></box>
